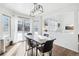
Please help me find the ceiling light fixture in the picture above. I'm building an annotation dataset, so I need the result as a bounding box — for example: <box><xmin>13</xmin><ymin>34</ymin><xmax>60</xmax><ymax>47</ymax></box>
<box><xmin>30</xmin><ymin>3</ymin><xmax>43</xmax><ymax>16</ymax></box>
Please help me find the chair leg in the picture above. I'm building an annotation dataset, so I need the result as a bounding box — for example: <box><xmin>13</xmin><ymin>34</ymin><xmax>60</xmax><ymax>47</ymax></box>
<box><xmin>49</xmin><ymin>50</ymin><xmax>52</xmax><ymax>56</ymax></box>
<box><xmin>42</xmin><ymin>53</ymin><xmax>44</xmax><ymax>56</ymax></box>
<box><xmin>36</xmin><ymin>47</ymin><xmax>38</xmax><ymax>56</ymax></box>
<box><xmin>31</xmin><ymin>48</ymin><xmax>33</xmax><ymax>56</ymax></box>
<box><xmin>27</xmin><ymin>47</ymin><xmax>33</xmax><ymax>56</ymax></box>
<box><xmin>28</xmin><ymin>46</ymin><xmax>31</xmax><ymax>56</ymax></box>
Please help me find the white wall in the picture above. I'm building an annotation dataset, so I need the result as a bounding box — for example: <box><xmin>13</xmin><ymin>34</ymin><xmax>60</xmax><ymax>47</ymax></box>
<box><xmin>54</xmin><ymin>11</ymin><xmax>78</xmax><ymax>52</ymax></box>
<box><xmin>78</xmin><ymin>12</ymin><xmax>79</xmax><ymax>34</ymax></box>
<box><xmin>13</xmin><ymin>16</ymin><xmax>19</xmax><ymax>43</ymax></box>
<box><xmin>56</xmin><ymin>12</ymin><xmax>78</xmax><ymax>52</ymax></box>
<box><xmin>43</xmin><ymin>8</ymin><xmax>79</xmax><ymax>52</ymax></box>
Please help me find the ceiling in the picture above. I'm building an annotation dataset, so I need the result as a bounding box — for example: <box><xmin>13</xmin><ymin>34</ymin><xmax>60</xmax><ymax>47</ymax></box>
<box><xmin>0</xmin><ymin>3</ymin><xmax>78</xmax><ymax>16</ymax></box>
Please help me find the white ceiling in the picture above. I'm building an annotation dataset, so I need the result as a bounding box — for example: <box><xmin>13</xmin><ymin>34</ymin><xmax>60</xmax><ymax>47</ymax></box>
<box><xmin>0</xmin><ymin>3</ymin><xmax>33</xmax><ymax>15</ymax></box>
<box><xmin>0</xmin><ymin>3</ymin><xmax>79</xmax><ymax>16</ymax></box>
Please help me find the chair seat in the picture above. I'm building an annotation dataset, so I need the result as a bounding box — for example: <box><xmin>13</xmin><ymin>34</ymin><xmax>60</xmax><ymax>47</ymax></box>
<box><xmin>38</xmin><ymin>46</ymin><xmax>52</xmax><ymax>53</ymax></box>
<box><xmin>37</xmin><ymin>39</ymin><xmax>56</xmax><ymax>53</ymax></box>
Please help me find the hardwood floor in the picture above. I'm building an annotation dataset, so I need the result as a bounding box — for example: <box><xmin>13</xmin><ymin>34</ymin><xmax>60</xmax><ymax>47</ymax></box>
<box><xmin>25</xmin><ymin>44</ymin><xmax>79</xmax><ymax>56</ymax></box>
<box><xmin>1</xmin><ymin>42</ymin><xmax>79</xmax><ymax>56</ymax></box>
<box><xmin>52</xmin><ymin>44</ymin><xmax>79</xmax><ymax>56</ymax></box>
<box><xmin>0</xmin><ymin>44</ymin><xmax>14</xmax><ymax>56</ymax></box>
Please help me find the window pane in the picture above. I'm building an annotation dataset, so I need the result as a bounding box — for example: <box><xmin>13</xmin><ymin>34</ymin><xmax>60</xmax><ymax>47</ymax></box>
<box><xmin>24</xmin><ymin>21</ymin><xmax>30</xmax><ymax>32</ymax></box>
<box><xmin>18</xmin><ymin>20</ymin><xmax>23</xmax><ymax>31</ymax></box>
<box><xmin>2</xmin><ymin>15</ymin><xmax>10</xmax><ymax>32</ymax></box>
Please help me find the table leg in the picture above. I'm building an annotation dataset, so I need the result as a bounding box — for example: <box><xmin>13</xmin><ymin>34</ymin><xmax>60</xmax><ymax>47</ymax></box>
<box><xmin>36</xmin><ymin>46</ymin><xmax>38</xmax><ymax>56</ymax></box>
<box><xmin>31</xmin><ymin>48</ymin><xmax>33</xmax><ymax>56</ymax></box>
<box><xmin>42</xmin><ymin>53</ymin><xmax>44</xmax><ymax>56</ymax></box>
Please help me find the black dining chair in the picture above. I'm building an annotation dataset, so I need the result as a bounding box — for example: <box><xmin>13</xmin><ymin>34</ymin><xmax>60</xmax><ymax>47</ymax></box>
<box><xmin>26</xmin><ymin>33</ymin><xmax>39</xmax><ymax>56</ymax></box>
<box><xmin>27</xmin><ymin>33</ymin><xmax>32</xmax><ymax>35</ymax></box>
<box><xmin>26</xmin><ymin>37</ymin><xmax>35</xmax><ymax>55</ymax></box>
<box><xmin>37</xmin><ymin>39</ymin><xmax>56</xmax><ymax>56</ymax></box>
<box><xmin>26</xmin><ymin>33</ymin><xmax>34</xmax><ymax>55</ymax></box>
<box><xmin>44</xmin><ymin>34</ymin><xmax>49</xmax><ymax>37</ymax></box>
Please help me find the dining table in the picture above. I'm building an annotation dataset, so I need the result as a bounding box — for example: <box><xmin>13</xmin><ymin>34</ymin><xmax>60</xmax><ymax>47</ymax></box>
<box><xmin>24</xmin><ymin>33</ymin><xmax>56</xmax><ymax>56</ymax></box>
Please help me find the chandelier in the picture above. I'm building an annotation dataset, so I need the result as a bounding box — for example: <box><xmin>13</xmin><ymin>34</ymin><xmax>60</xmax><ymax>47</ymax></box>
<box><xmin>30</xmin><ymin>3</ymin><xmax>43</xmax><ymax>16</ymax></box>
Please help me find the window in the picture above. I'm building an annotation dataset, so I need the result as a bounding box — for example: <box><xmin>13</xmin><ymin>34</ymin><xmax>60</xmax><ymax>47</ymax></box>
<box><xmin>33</xmin><ymin>20</ymin><xmax>39</xmax><ymax>32</ymax></box>
<box><xmin>17</xmin><ymin>17</ymin><xmax>31</xmax><ymax>32</ymax></box>
<box><xmin>33</xmin><ymin>16</ymin><xmax>42</xmax><ymax>34</ymax></box>
<box><xmin>18</xmin><ymin>20</ymin><xmax>23</xmax><ymax>31</ymax></box>
<box><xmin>24</xmin><ymin>20</ymin><xmax>30</xmax><ymax>32</ymax></box>
<box><xmin>2</xmin><ymin>15</ymin><xmax>10</xmax><ymax>32</ymax></box>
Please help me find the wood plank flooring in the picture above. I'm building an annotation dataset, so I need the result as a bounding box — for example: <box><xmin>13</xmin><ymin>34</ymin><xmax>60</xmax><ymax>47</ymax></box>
<box><xmin>1</xmin><ymin>42</ymin><xmax>79</xmax><ymax>56</ymax></box>
<box><xmin>52</xmin><ymin>44</ymin><xmax>79</xmax><ymax>56</ymax></box>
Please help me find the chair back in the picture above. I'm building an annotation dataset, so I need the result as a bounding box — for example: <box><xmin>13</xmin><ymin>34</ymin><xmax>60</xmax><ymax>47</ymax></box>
<box><xmin>27</xmin><ymin>37</ymin><xmax>36</xmax><ymax>47</ymax></box>
<box><xmin>27</xmin><ymin>33</ymin><xmax>32</xmax><ymax>35</ymax></box>
<box><xmin>44</xmin><ymin>34</ymin><xmax>49</xmax><ymax>37</ymax></box>
<box><xmin>42</xmin><ymin>39</ymin><xmax>56</xmax><ymax>53</ymax></box>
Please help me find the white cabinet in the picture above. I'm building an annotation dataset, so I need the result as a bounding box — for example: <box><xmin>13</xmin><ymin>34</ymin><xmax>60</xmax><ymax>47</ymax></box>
<box><xmin>0</xmin><ymin>39</ymin><xmax>5</xmax><ymax>54</ymax></box>
<box><xmin>0</xmin><ymin>35</ymin><xmax>10</xmax><ymax>55</ymax></box>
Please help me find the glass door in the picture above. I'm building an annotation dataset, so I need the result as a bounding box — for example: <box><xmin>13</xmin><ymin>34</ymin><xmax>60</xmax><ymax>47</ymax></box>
<box><xmin>17</xmin><ymin>17</ymin><xmax>32</xmax><ymax>42</ymax></box>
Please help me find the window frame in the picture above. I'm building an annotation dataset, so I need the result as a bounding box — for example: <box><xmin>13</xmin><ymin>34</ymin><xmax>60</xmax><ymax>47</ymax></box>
<box><xmin>1</xmin><ymin>14</ymin><xmax>11</xmax><ymax>36</ymax></box>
